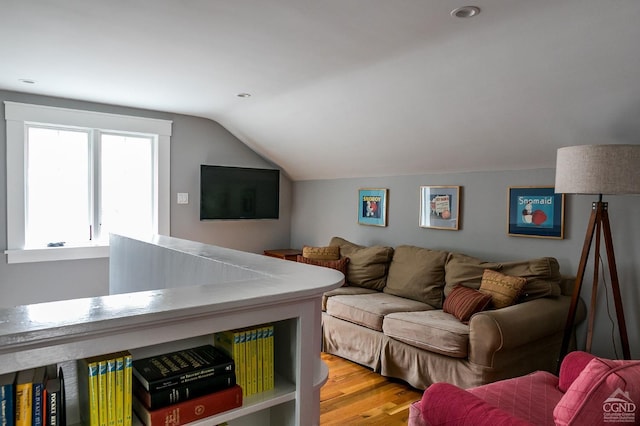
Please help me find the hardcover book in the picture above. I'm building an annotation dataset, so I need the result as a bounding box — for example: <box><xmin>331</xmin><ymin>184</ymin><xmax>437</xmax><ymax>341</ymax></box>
<box><xmin>0</xmin><ymin>372</ymin><xmax>16</xmax><ymax>426</ymax></box>
<box><xmin>45</xmin><ymin>367</ymin><xmax>64</xmax><ymax>426</ymax></box>
<box><xmin>132</xmin><ymin>345</ymin><xmax>234</xmax><ymax>392</ymax></box>
<box><xmin>133</xmin><ymin>372</ymin><xmax>236</xmax><ymax>410</ymax></box>
<box><xmin>132</xmin><ymin>384</ymin><xmax>242</xmax><ymax>426</ymax></box>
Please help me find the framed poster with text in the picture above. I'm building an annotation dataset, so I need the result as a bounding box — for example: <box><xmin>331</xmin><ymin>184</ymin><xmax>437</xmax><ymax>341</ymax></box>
<box><xmin>358</xmin><ymin>188</ymin><xmax>388</xmax><ymax>226</ymax></box>
<box><xmin>508</xmin><ymin>186</ymin><xmax>564</xmax><ymax>239</ymax></box>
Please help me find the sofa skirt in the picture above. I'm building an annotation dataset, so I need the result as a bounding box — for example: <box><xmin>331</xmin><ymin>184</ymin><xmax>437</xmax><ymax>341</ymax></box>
<box><xmin>321</xmin><ymin>312</ymin><xmax>385</xmax><ymax>371</ymax></box>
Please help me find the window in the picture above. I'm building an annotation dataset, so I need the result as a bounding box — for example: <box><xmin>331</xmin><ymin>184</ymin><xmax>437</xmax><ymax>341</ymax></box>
<box><xmin>5</xmin><ymin>102</ymin><xmax>172</xmax><ymax>263</ymax></box>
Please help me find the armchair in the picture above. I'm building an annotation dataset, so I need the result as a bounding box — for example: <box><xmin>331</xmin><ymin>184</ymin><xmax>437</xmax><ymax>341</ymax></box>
<box><xmin>410</xmin><ymin>351</ymin><xmax>640</xmax><ymax>425</ymax></box>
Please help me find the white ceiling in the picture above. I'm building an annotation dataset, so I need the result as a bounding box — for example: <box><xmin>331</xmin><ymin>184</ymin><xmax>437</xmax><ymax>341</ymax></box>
<box><xmin>2</xmin><ymin>0</ymin><xmax>639</xmax><ymax>181</ymax></box>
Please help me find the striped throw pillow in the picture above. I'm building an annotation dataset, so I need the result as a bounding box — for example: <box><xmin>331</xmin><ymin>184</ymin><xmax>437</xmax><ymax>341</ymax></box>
<box><xmin>443</xmin><ymin>285</ymin><xmax>492</xmax><ymax>323</ymax></box>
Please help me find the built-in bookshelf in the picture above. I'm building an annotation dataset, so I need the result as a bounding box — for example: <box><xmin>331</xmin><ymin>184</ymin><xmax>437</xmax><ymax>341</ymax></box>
<box><xmin>0</xmin><ymin>234</ymin><xmax>343</xmax><ymax>425</ymax></box>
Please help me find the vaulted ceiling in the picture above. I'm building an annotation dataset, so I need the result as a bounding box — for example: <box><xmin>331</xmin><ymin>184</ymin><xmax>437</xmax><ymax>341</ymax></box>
<box><xmin>2</xmin><ymin>0</ymin><xmax>639</xmax><ymax>180</ymax></box>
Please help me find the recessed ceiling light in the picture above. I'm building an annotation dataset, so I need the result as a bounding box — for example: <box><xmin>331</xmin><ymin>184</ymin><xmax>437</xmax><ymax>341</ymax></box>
<box><xmin>451</xmin><ymin>6</ymin><xmax>480</xmax><ymax>18</ymax></box>
<box><xmin>19</xmin><ymin>78</ymin><xmax>36</xmax><ymax>84</ymax></box>
<box><xmin>237</xmin><ymin>93</ymin><xmax>251</xmax><ymax>98</ymax></box>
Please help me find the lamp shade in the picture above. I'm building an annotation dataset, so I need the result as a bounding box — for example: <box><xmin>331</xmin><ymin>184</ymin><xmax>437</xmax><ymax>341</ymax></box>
<box><xmin>554</xmin><ymin>144</ymin><xmax>640</xmax><ymax>194</ymax></box>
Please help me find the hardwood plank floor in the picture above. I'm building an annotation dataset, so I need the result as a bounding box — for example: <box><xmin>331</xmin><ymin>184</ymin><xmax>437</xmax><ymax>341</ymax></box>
<box><xmin>320</xmin><ymin>352</ymin><xmax>423</xmax><ymax>425</ymax></box>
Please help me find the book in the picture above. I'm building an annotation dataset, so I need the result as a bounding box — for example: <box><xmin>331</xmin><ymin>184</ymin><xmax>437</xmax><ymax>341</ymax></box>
<box><xmin>132</xmin><ymin>384</ymin><xmax>242</xmax><ymax>426</ymax></box>
<box><xmin>15</xmin><ymin>369</ymin><xmax>34</xmax><ymax>426</ymax></box>
<box><xmin>256</xmin><ymin>327</ymin><xmax>263</xmax><ymax>393</ymax></box>
<box><xmin>132</xmin><ymin>345</ymin><xmax>234</xmax><ymax>392</ymax></box>
<box><xmin>115</xmin><ymin>355</ymin><xmax>124</xmax><ymax>426</ymax></box>
<box><xmin>0</xmin><ymin>372</ymin><xmax>16</xmax><ymax>426</ymax></box>
<box><xmin>107</xmin><ymin>357</ymin><xmax>116</xmax><ymax>426</ymax></box>
<box><xmin>263</xmin><ymin>324</ymin><xmax>275</xmax><ymax>391</ymax></box>
<box><xmin>133</xmin><ymin>371</ymin><xmax>236</xmax><ymax>410</ymax></box>
<box><xmin>246</xmin><ymin>329</ymin><xmax>257</xmax><ymax>396</ymax></box>
<box><xmin>78</xmin><ymin>357</ymin><xmax>100</xmax><ymax>426</ymax></box>
<box><xmin>31</xmin><ymin>366</ymin><xmax>47</xmax><ymax>426</ymax></box>
<box><xmin>45</xmin><ymin>367</ymin><xmax>64</xmax><ymax>426</ymax></box>
<box><xmin>122</xmin><ymin>352</ymin><xmax>133</xmax><ymax>426</ymax></box>
<box><xmin>214</xmin><ymin>330</ymin><xmax>246</xmax><ymax>396</ymax></box>
<box><xmin>97</xmin><ymin>358</ymin><xmax>108</xmax><ymax>426</ymax></box>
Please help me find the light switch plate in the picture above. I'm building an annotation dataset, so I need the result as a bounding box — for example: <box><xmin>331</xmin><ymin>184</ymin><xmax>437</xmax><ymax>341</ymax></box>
<box><xmin>177</xmin><ymin>193</ymin><xmax>189</xmax><ymax>204</ymax></box>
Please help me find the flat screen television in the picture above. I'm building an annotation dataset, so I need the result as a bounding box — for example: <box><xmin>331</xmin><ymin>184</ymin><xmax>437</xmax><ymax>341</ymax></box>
<box><xmin>200</xmin><ymin>165</ymin><xmax>280</xmax><ymax>220</ymax></box>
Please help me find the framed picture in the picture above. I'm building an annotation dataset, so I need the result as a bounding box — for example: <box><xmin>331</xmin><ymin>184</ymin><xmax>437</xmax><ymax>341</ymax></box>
<box><xmin>507</xmin><ymin>186</ymin><xmax>565</xmax><ymax>239</ymax></box>
<box><xmin>358</xmin><ymin>188</ymin><xmax>388</xmax><ymax>226</ymax></box>
<box><xmin>419</xmin><ymin>186</ymin><xmax>460</xmax><ymax>230</ymax></box>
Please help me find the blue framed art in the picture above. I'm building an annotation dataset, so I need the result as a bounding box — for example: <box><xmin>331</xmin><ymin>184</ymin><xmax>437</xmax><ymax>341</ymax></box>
<box><xmin>358</xmin><ymin>188</ymin><xmax>388</xmax><ymax>226</ymax></box>
<box><xmin>508</xmin><ymin>186</ymin><xmax>565</xmax><ymax>239</ymax></box>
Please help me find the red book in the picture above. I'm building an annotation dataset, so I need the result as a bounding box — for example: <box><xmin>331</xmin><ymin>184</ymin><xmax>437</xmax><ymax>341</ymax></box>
<box><xmin>132</xmin><ymin>385</ymin><xmax>242</xmax><ymax>425</ymax></box>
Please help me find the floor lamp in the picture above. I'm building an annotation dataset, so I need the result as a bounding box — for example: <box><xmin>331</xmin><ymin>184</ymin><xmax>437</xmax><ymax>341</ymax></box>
<box><xmin>555</xmin><ymin>144</ymin><xmax>640</xmax><ymax>363</ymax></box>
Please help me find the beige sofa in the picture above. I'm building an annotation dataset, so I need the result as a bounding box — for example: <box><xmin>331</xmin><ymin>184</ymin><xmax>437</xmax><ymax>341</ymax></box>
<box><xmin>318</xmin><ymin>237</ymin><xmax>583</xmax><ymax>390</ymax></box>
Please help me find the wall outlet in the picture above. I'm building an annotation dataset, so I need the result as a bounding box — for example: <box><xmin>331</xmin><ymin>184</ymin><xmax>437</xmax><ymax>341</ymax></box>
<box><xmin>177</xmin><ymin>193</ymin><xmax>189</xmax><ymax>204</ymax></box>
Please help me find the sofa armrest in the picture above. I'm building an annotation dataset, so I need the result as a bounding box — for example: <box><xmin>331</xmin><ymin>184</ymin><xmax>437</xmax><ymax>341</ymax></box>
<box><xmin>420</xmin><ymin>383</ymin><xmax>534</xmax><ymax>426</ymax></box>
<box><xmin>468</xmin><ymin>296</ymin><xmax>570</xmax><ymax>367</ymax></box>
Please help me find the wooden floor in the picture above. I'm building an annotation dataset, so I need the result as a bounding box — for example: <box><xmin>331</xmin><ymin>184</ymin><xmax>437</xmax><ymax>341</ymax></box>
<box><xmin>320</xmin><ymin>352</ymin><xmax>423</xmax><ymax>425</ymax></box>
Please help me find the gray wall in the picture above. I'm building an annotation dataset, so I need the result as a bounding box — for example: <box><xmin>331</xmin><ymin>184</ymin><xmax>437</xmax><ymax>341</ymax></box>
<box><xmin>291</xmin><ymin>169</ymin><xmax>640</xmax><ymax>359</ymax></box>
<box><xmin>0</xmin><ymin>90</ymin><xmax>291</xmax><ymax>307</ymax></box>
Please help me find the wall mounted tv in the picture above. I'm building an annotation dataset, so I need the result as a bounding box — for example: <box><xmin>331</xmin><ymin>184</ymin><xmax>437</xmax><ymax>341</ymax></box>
<box><xmin>200</xmin><ymin>165</ymin><xmax>280</xmax><ymax>220</ymax></box>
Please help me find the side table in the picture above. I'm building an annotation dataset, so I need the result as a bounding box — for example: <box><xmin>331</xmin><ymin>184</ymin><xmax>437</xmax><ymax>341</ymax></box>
<box><xmin>264</xmin><ymin>248</ymin><xmax>302</xmax><ymax>261</ymax></box>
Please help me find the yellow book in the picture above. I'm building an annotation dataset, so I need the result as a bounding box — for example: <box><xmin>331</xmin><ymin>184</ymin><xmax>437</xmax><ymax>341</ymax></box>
<box><xmin>97</xmin><ymin>359</ymin><xmax>108</xmax><ymax>426</ymax></box>
<box><xmin>256</xmin><ymin>327</ymin><xmax>264</xmax><ymax>393</ymax></box>
<box><xmin>15</xmin><ymin>369</ymin><xmax>34</xmax><ymax>426</ymax></box>
<box><xmin>106</xmin><ymin>357</ymin><xmax>116</xmax><ymax>426</ymax></box>
<box><xmin>215</xmin><ymin>329</ymin><xmax>247</xmax><ymax>397</ymax></box>
<box><xmin>247</xmin><ymin>328</ymin><xmax>257</xmax><ymax>395</ymax></box>
<box><xmin>77</xmin><ymin>358</ymin><xmax>100</xmax><ymax>426</ymax></box>
<box><xmin>122</xmin><ymin>352</ymin><xmax>133</xmax><ymax>426</ymax></box>
<box><xmin>115</xmin><ymin>355</ymin><xmax>124</xmax><ymax>426</ymax></box>
<box><xmin>266</xmin><ymin>324</ymin><xmax>274</xmax><ymax>390</ymax></box>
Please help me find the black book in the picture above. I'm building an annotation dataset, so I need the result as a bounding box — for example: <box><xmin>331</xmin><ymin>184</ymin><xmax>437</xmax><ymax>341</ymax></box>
<box><xmin>45</xmin><ymin>367</ymin><xmax>65</xmax><ymax>426</ymax></box>
<box><xmin>133</xmin><ymin>371</ymin><xmax>236</xmax><ymax>410</ymax></box>
<box><xmin>132</xmin><ymin>345</ymin><xmax>234</xmax><ymax>392</ymax></box>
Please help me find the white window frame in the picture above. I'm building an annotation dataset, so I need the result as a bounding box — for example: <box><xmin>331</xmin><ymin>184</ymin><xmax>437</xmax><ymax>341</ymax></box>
<box><xmin>4</xmin><ymin>101</ymin><xmax>172</xmax><ymax>264</ymax></box>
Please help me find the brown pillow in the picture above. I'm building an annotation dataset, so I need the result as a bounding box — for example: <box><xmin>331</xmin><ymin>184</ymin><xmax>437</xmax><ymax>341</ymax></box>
<box><xmin>329</xmin><ymin>237</ymin><xmax>393</xmax><ymax>290</ymax></box>
<box><xmin>296</xmin><ymin>255</ymin><xmax>350</xmax><ymax>280</ymax></box>
<box><xmin>443</xmin><ymin>285</ymin><xmax>492</xmax><ymax>323</ymax></box>
<box><xmin>302</xmin><ymin>245</ymin><xmax>340</xmax><ymax>260</ymax></box>
<box><xmin>444</xmin><ymin>252</ymin><xmax>502</xmax><ymax>297</ymax></box>
<box><xmin>479</xmin><ymin>269</ymin><xmax>527</xmax><ymax>309</ymax></box>
<box><xmin>384</xmin><ymin>245</ymin><xmax>448</xmax><ymax>308</ymax></box>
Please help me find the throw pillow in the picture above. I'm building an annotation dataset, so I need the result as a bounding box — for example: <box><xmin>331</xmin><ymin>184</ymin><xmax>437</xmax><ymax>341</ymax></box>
<box><xmin>383</xmin><ymin>245</ymin><xmax>448</xmax><ymax>308</ymax></box>
<box><xmin>302</xmin><ymin>245</ymin><xmax>340</xmax><ymax>260</ymax></box>
<box><xmin>443</xmin><ymin>285</ymin><xmax>492</xmax><ymax>323</ymax></box>
<box><xmin>329</xmin><ymin>237</ymin><xmax>394</xmax><ymax>290</ymax></box>
<box><xmin>296</xmin><ymin>255</ymin><xmax>350</xmax><ymax>279</ymax></box>
<box><xmin>479</xmin><ymin>269</ymin><xmax>527</xmax><ymax>309</ymax></box>
<box><xmin>554</xmin><ymin>357</ymin><xmax>640</xmax><ymax>426</ymax></box>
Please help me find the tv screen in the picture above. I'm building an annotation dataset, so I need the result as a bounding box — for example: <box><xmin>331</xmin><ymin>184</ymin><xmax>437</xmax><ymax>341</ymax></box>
<box><xmin>200</xmin><ymin>165</ymin><xmax>280</xmax><ymax>220</ymax></box>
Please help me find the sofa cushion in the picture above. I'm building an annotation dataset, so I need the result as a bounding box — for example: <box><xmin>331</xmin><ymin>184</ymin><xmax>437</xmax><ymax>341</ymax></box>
<box><xmin>469</xmin><ymin>370</ymin><xmax>563</xmax><ymax>425</ymax></box>
<box><xmin>302</xmin><ymin>245</ymin><xmax>340</xmax><ymax>260</ymax></box>
<box><xmin>444</xmin><ymin>252</ymin><xmax>562</xmax><ymax>301</ymax></box>
<box><xmin>321</xmin><ymin>286</ymin><xmax>378</xmax><ymax>311</ymax></box>
<box><xmin>444</xmin><ymin>252</ymin><xmax>501</xmax><ymax>296</ymax></box>
<box><xmin>554</xmin><ymin>357</ymin><xmax>640</xmax><ymax>426</ymax></box>
<box><xmin>443</xmin><ymin>285</ymin><xmax>492</xmax><ymax>323</ymax></box>
<box><xmin>383</xmin><ymin>245</ymin><xmax>448</xmax><ymax>308</ymax></box>
<box><xmin>382</xmin><ymin>310</ymin><xmax>470</xmax><ymax>358</ymax></box>
<box><xmin>479</xmin><ymin>269</ymin><xmax>527</xmax><ymax>309</ymax></box>
<box><xmin>329</xmin><ymin>237</ymin><xmax>394</xmax><ymax>290</ymax></box>
<box><xmin>296</xmin><ymin>255</ymin><xmax>349</xmax><ymax>277</ymax></box>
<box><xmin>326</xmin><ymin>292</ymin><xmax>433</xmax><ymax>331</ymax></box>
<box><xmin>499</xmin><ymin>257</ymin><xmax>562</xmax><ymax>301</ymax></box>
